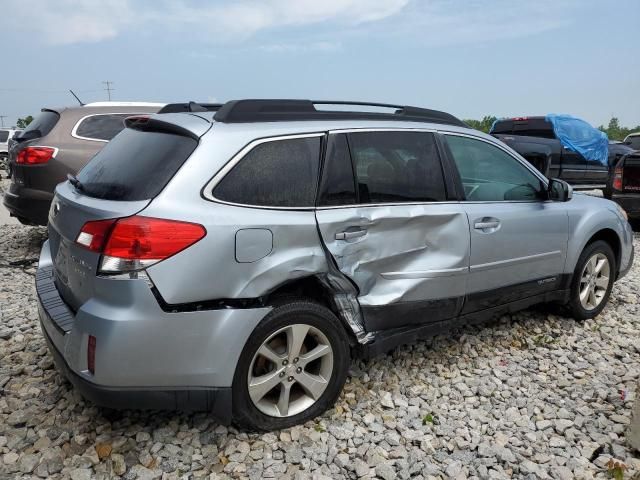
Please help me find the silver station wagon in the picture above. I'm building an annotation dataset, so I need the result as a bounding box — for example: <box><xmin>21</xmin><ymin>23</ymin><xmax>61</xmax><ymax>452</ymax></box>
<box><xmin>36</xmin><ymin>100</ymin><xmax>634</xmax><ymax>430</ymax></box>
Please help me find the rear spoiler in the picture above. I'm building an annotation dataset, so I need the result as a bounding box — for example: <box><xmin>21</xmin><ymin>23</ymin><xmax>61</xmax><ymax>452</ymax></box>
<box><xmin>124</xmin><ymin>116</ymin><xmax>200</xmax><ymax>140</ymax></box>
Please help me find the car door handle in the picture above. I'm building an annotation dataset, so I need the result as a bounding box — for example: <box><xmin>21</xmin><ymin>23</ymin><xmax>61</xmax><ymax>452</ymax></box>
<box><xmin>474</xmin><ymin>221</ymin><xmax>500</xmax><ymax>229</ymax></box>
<box><xmin>335</xmin><ymin>229</ymin><xmax>367</xmax><ymax>240</ymax></box>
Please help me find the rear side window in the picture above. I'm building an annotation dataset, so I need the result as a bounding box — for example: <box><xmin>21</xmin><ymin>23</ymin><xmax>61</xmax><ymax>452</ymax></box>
<box><xmin>627</xmin><ymin>136</ymin><xmax>640</xmax><ymax>150</ymax></box>
<box><xmin>0</xmin><ymin>131</ymin><xmax>8</xmax><ymax>142</ymax></box>
<box><xmin>77</xmin><ymin>128</ymin><xmax>197</xmax><ymax>201</ymax></box>
<box><xmin>347</xmin><ymin>131</ymin><xmax>446</xmax><ymax>203</ymax></box>
<box><xmin>213</xmin><ymin>137</ymin><xmax>321</xmax><ymax>207</ymax></box>
<box><xmin>74</xmin><ymin>114</ymin><xmax>135</xmax><ymax>141</ymax></box>
<box><xmin>20</xmin><ymin>110</ymin><xmax>59</xmax><ymax>138</ymax></box>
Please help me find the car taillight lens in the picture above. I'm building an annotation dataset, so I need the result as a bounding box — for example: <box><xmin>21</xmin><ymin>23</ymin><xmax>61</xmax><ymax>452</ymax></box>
<box><xmin>16</xmin><ymin>146</ymin><xmax>56</xmax><ymax>165</ymax></box>
<box><xmin>76</xmin><ymin>219</ymin><xmax>117</xmax><ymax>252</ymax></box>
<box><xmin>76</xmin><ymin>216</ymin><xmax>206</xmax><ymax>273</ymax></box>
<box><xmin>612</xmin><ymin>166</ymin><xmax>624</xmax><ymax>191</ymax></box>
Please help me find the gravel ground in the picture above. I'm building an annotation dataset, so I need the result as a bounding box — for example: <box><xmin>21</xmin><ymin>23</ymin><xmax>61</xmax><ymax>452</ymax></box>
<box><xmin>1</xmin><ymin>174</ymin><xmax>639</xmax><ymax>479</ymax></box>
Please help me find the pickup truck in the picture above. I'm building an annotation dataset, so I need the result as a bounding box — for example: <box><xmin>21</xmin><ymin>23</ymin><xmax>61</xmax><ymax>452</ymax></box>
<box><xmin>491</xmin><ymin>116</ymin><xmax>634</xmax><ymax>190</ymax></box>
<box><xmin>608</xmin><ymin>151</ymin><xmax>640</xmax><ymax>219</ymax></box>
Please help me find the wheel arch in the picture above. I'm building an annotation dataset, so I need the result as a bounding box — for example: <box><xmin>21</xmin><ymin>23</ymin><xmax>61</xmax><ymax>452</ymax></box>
<box><xmin>262</xmin><ymin>275</ymin><xmax>367</xmax><ymax>347</ymax></box>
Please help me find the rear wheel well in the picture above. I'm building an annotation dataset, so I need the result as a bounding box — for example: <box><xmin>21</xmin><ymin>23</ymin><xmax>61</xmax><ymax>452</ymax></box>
<box><xmin>264</xmin><ymin>276</ymin><xmax>358</xmax><ymax>345</ymax></box>
<box><xmin>585</xmin><ymin>229</ymin><xmax>621</xmax><ymax>272</ymax></box>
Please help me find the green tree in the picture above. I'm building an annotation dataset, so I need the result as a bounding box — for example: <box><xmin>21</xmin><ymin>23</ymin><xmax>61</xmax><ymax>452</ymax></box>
<box><xmin>463</xmin><ymin>115</ymin><xmax>497</xmax><ymax>133</ymax></box>
<box><xmin>16</xmin><ymin>115</ymin><xmax>33</xmax><ymax>128</ymax></box>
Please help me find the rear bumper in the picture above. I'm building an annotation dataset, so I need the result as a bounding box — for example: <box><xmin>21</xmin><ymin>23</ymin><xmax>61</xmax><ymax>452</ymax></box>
<box><xmin>40</xmin><ymin>317</ymin><xmax>233</xmax><ymax>419</ymax></box>
<box><xmin>2</xmin><ymin>180</ymin><xmax>52</xmax><ymax>225</ymax></box>
<box><xmin>36</xmin><ymin>240</ymin><xmax>270</xmax><ymax>420</ymax></box>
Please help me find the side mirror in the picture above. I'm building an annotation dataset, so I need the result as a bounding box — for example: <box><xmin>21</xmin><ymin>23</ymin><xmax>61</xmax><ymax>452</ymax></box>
<box><xmin>548</xmin><ymin>178</ymin><xmax>572</xmax><ymax>202</ymax></box>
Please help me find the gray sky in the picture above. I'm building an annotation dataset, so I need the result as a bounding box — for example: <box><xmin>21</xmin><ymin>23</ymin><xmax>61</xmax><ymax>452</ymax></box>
<box><xmin>1</xmin><ymin>0</ymin><xmax>638</xmax><ymax>128</ymax></box>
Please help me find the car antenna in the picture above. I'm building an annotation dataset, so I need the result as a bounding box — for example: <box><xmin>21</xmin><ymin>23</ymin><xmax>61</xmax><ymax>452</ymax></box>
<box><xmin>69</xmin><ymin>89</ymin><xmax>84</xmax><ymax>106</ymax></box>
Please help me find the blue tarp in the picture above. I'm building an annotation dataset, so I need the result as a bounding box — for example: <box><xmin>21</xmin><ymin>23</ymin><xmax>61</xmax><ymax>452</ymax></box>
<box><xmin>545</xmin><ymin>114</ymin><xmax>609</xmax><ymax>166</ymax></box>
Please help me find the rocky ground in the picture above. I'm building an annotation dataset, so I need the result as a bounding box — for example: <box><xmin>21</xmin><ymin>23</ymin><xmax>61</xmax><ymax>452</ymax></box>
<box><xmin>0</xmin><ymin>173</ymin><xmax>639</xmax><ymax>479</ymax></box>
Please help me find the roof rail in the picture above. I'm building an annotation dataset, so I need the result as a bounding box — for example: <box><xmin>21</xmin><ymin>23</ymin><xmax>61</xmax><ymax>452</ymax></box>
<box><xmin>213</xmin><ymin>99</ymin><xmax>466</xmax><ymax>127</ymax></box>
<box><xmin>157</xmin><ymin>102</ymin><xmax>223</xmax><ymax>114</ymax></box>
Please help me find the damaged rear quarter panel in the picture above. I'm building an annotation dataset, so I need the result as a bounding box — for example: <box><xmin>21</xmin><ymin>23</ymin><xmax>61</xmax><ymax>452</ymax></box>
<box><xmin>146</xmin><ymin>201</ymin><xmax>328</xmax><ymax>304</ymax></box>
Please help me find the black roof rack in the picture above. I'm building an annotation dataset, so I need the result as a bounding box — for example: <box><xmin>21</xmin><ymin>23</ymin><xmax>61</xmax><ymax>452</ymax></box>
<box><xmin>213</xmin><ymin>99</ymin><xmax>466</xmax><ymax>127</ymax></box>
<box><xmin>158</xmin><ymin>102</ymin><xmax>223</xmax><ymax>114</ymax></box>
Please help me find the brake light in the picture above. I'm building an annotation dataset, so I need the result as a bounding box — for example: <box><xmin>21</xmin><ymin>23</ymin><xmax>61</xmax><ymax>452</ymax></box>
<box><xmin>87</xmin><ymin>335</ymin><xmax>96</xmax><ymax>374</ymax></box>
<box><xmin>16</xmin><ymin>146</ymin><xmax>57</xmax><ymax>165</ymax></box>
<box><xmin>612</xmin><ymin>166</ymin><xmax>624</xmax><ymax>191</ymax></box>
<box><xmin>76</xmin><ymin>219</ymin><xmax>117</xmax><ymax>252</ymax></box>
<box><xmin>76</xmin><ymin>216</ymin><xmax>206</xmax><ymax>273</ymax></box>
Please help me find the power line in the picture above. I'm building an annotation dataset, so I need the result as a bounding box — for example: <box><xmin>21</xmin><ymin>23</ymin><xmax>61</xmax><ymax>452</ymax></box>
<box><xmin>102</xmin><ymin>81</ymin><xmax>115</xmax><ymax>101</ymax></box>
<box><xmin>0</xmin><ymin>116</ymin><xmax>6</xmax><ymax>127</ymax></box>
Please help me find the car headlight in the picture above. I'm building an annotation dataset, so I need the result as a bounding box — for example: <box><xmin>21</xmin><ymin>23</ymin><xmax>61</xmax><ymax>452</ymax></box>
<box><xmin>615</xmin><ymin>203</ymin><xmax>628</xmax><ymax>221</ymax></box>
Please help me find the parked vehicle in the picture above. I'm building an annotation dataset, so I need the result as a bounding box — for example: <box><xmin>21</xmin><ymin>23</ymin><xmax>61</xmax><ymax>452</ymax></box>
<box><xmin>624</xmin><ymin>132</ymin><xmax>640</xmax><ymax>150</ymax></box>
<box><xmin>0</xmin><ymin>128</ymin><xmax>22</xmax><ymax>175</ymax></box>
<box><xmin>608</xmin><ymin>152</ymin><xmax>640</xmax><ymax>219</ymax></box>
<box><xmin>36</xmin><ymin>100</ymin><xmax>634</xmax><ymax>430</ymax></box>
<box><xmin>3</xmin><ymin>102</ymin><xmax>164</xmax><ymax>225</ymax></box>
<box><xmin>491</xmin><ymin>116</ymin><xmax>634</xmax><ymax>190</ymax></box>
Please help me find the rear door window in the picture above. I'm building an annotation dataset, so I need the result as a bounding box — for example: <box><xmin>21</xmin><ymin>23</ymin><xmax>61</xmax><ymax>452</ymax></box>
<box><xmin>74</xmin><ymin>114</ymin><xmax>137</xmax><ymax>141</ymax></box>
<box><xmin>77</xmin><ymin>128</ymin><xmax>197</xmax><ymax>201</ymax></box>
<box><xmin>318</xmin><ymin>134</ymin><xmax>357</xmax><ymax>206</ymax></box>
<box><xmin>0</xmin><ymin>131</ymin><xmax>8</xmax><ymax>142</ymax></box>
<box><xmin>346</xmin><ymin>131</ymin><xmax>446</xmax><ymax>203</ymax></box>
<box><xmin>213</xmin><ymin>136</ymin><xmax>321</xmax><ymax>207</ymax></box>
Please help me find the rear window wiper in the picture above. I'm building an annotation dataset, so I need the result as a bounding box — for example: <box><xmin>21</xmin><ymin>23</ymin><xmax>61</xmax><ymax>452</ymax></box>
<box><xmin>67</xmin><ymin>173</ymin><xmax>84</xmax><ymax>192</ymax></box>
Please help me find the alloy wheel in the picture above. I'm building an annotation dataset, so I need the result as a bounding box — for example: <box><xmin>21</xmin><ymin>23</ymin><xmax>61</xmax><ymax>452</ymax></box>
<box><xmin>247</xmin><ymin>323</ymin><xmax>334</xmax><ymax>417</ymax></box>
<box><xmin>579</xmin><ymin>253</ymin><xmax>610</xmax><ymax>311</ymax></box>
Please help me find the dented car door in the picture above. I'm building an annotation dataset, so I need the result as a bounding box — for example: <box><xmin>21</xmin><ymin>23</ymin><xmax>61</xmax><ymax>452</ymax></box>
<box><xmin>315</xmin><ymin>131</ymin><xmax>470</xmax><ymax>332</ymax></box>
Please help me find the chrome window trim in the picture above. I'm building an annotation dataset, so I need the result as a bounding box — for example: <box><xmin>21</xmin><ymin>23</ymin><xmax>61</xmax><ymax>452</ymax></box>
<box><xmin>71</xmin><ymin>113</ymin><xmax>144</xmax><ymax>143</ymax></box>
<box><xmin>202</xmin><ymin>127</ymin><xmax>554</xmax><ymax>211</ymax></box>
<box><xmin>202</xmin><ymin>132</ymin><xmax>326</xmax><ymax>210</ymax></box>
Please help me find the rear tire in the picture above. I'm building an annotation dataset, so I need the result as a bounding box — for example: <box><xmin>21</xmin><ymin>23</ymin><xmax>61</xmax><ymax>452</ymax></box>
<box><xmin>567</xmin><ymin>240</ymin><xmax>615</xmax><ymax>320</ymax></box>
<box><xmin>232</xmin><ymin>301</ymin><xmax>350</xmax><ymax>431</ymax></box>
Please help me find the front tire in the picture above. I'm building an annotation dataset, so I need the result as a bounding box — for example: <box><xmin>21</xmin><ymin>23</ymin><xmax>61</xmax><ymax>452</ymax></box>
<box><xmin>232</xmin><ymin>301</ymin><xmax>350</xmax><ymax>431</ymax></box>
<box><xmin>567</xmin><ymin>240</ymin><xmax>615</xmax><ymax>320</ymax></box>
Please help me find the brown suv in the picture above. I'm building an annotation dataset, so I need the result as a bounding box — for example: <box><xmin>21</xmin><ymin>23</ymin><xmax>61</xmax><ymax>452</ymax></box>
<box><xmin>3</xmin><ymin>102</ymin><xmax>163</xmax><ymax>225</ymax></box>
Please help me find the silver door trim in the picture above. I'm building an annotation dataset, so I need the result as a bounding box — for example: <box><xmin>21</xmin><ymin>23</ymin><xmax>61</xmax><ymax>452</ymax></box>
<box><xmin>381</xmin><ymin>266</ymin><xmax>468</xmax><ymax>279</ymax></box>
<box><xmin>470</xmin><ymin>250</ymin><xmax>562</xmax><ymax>272</ymax></box>
<box><xmin>202</xmin><ymin>132</ymin><xmax>325</xmax><ymax>209</ymax></box>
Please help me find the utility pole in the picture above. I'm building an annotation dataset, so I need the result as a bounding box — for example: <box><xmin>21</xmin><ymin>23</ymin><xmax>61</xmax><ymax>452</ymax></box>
<box><xmin>102</xmin><ymin>81</ymin><xmax>115</xmax><ymax>101</ymax></box>
<box><xmin>0</xmin><ymin>116</ymin><xmax>6</xmax><ymax>127</ymax></box>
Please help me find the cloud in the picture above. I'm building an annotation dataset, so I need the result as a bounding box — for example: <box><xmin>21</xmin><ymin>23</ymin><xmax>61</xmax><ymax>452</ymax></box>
<box><xmin>4</xmin><ymin>0</ymin><xmax>572</xmax><ymax>48</ymax></box>
<box><xmin>7</xmin><ymin>0</ymin><xmax>409</xmax><ymax>45</ymax></box>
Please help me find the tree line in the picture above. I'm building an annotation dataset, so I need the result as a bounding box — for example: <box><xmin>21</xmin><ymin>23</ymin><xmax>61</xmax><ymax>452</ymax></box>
<box><xmin>463</xmin><ymin>115</ymin><xmax>639</xmax><ymax>141</ymax></box>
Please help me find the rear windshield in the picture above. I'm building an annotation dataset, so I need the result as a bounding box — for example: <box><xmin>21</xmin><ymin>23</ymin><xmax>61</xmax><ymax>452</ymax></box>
<box><xmin>0</xmin><ymin>131</ymin><xmax>8</xmax><ymax>142</ymax></box>
<box><xmin>76</xmin><ymin>128</ymin><xmax>197</xmax><ymax>201</ymax></box>
<box><xmin>492</xmin><ymin>119</ymin><xmax>556</xmax><ymax>139</ymax></box>
<box><xmin>20</xmin><ymin>110</ymin><xmax>60</xmax><ymax>139</ymax></box>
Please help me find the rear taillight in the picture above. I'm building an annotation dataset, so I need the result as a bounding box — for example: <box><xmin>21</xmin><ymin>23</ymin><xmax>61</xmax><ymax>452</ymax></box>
<box><xmin>76</xmin><ymin>215</ymin><xmax>206</xmax><ymax>273</ymax></box>
<box><xmin>87</xmin><ymin>335</ymin><xmax>96</xmax><ymax>374</ymax></box>
<box><xmin>612</xmin><ymin>166</ymin><xmax>624</xmax><ymax>191</ymax></box>
<box><xmin>76</xmin><ymin>219</ymin><xmax>117</xmax><ymax>252</ymax></box>
<box><xmin>16</xmin><ymin>146</ymin><xmax>57</xmax><ymax>165</ymax></box>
